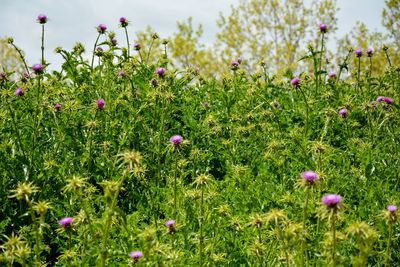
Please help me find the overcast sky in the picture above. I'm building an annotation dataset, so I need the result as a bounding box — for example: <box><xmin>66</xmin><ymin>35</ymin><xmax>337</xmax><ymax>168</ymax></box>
<box><xmin>0</xmin><ymin>0</ymin><xmax>386</xmax><ymax>70</ymax></box>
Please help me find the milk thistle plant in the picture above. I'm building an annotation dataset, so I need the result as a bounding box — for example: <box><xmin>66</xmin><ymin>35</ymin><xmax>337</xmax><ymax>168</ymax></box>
<box><xmin>1</xmin><ymin>12</ymin><xmax>400</xmax><ymax>267</ymax></box>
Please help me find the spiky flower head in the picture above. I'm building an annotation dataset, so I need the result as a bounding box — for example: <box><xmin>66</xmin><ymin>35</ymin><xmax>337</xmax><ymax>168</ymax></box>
<box><xmin>59</xmin><ymin>217</ymin><xmax>73</xmax><ymax>228</ymax></box>
<box><xmin>37</xmin><ymin>14</ymin><xmax>48</xmax><ymax>24</ymax></box>
<box><xmin>119</xmin><ymin>17</ymin><xmax>129</xmax><ymax>27</ymax></box>
<box><xmin>300</xmin><ymin>171</ymin><xmax>319</xmax><ymax>187</ymax></box>
<box><xmin>354</xmin><ymin>49</ymin><xmax>363</xmax><ymax>57</ymax></box>
<box><xmin>339</xmin><ymin>108</ymin><xmax>348</xmax><ymax>118</ymax></box>
<box><xmin>291</xmin><ymin>77</ymin><xmax>300</xmax><ymax>87</ymax></box>
<box><xmin>230</xmin><ymin>61</ymin><xmax>239</xmax><ymax>70</ymax></box>
<box><xmin>170</xmin><ymin>135</ymin><xmax>183</xmax><ymax>146</ymax></box>
<box><xmin>9</xmin><ymin>182</ymin><xmax>39</xmax><ymax>201</ymax></box>
<box><xmin>383</xmin><ymin>97</ymin><xmax>394</xmax><ymax>104</ymax></box>
<box><xmin>133</xmin><ymin>43</ymin><xmax>141</xmax><ymax>51</ymax></box>
<box><xmin>321</xmin><ymin>194</ymin><xmax>342</xmax><ymax>208</ymax></box>
<box><xmin>15</xmin><ymin>88</ymin><xmax>23</xmax><ymax>97</ymax></box>
<box><xmin>97</xmin><ymin>24</ymin><xmax>107</xmax><ymax>34</ymax></box>
<box><xmin>194</xmin><ymin>173</ymin><xmax>213</xmax><ymax>187</ymax></box>
<box><xmin>96</xmin><ymin>98</ymin><xmax>105</xmax><ymax>109</ymax></box>
<box><xmin>319</xmin><ymin>23</ymin><xmax>328</xmax><ymax>33</ymax></box>
<box><xmin>328</xmin><ymin>72</ymin><xmax>336</xmax><ymax>79</ymax></box>
<box><xmin>32</xmin><ymin>63</ymin><xmax>44</xmax><ymax>74</ymax></box>
<box><xmin>366</xmin><ymin>48</ymin><xmax>374</xmax><ymax>57</ymax></box>
<box><xmin>156</xmin><ymin>67</ymin><xmax>166</xmax><ymax>77</ymax></box>
<box><xmin>384</xmin><ymin>205</ymin><xmax>398</xmax><ymax>223</ymax></box>
<box><xmin>129</xmin><ymin>251</ymin><xmax>143</xmax><ymax>261</ymax></box>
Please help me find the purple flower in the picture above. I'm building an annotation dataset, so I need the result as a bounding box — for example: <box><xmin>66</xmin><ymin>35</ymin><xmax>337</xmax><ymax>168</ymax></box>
<box><xmin>301</xmin><ymin>171</ymin><xmax>319</xmax><ymax>183</ymax></box>
<box><xmin>133</xmin><ymin>43</ymin><xmax>141</xmax><ymax>51</ymax></box>
<box><xmin>111</xmin><ymin>37</ymin><xmax>117</xmax><ymax>46</ymax></box>
<box><xmin>376</xmin><ymin>96</ymin><xmax>385</xmax><ymax>102</ymax></box>
<box><xmin>96</xmin><ymin>99</ymin><xmax>105</xmax><ymax>109</ymax></box>
<box><xmin>354</xmin><ymin>49</ymin><xmax>363</xmax><ymax>57</ymax></box>
<box><xmin>237</xmin><ymin>57</ymin><xmax>242</xmax><ymax>64</ymax></box>
<box><xmin>97</xmin><ymin>24</ymin><xmax>107</xmax><ymax>34</ymax></box>
<box><xmin>59</xmin><ymin>217</ymin><xmax>73</xmax><ymax>227</ymax></box>
<box><xmin>170</xmin><ymin>135</ymin><xmax>183</xmax><ymax>146</ymax></box>
<box><xmin>165</xmin><ymin>219</ymin><xmax>175</xmax><ymax>228</ymax></box>
<box><xmin>328</xmin><ymin>72</ymin><xmax>336</xmax><ymax>79</ymax></box>
<box><xmin>202</xmin><ymin>101</ymin><xmax>210</xmax><ymax>108</ymax></box>
<box><xmin>118</xmin><ymin>70</ymin><xmax>125</xmax><ymax>77</ymax></box>
<box><xmin>291</xmin><ymin>77</ymin><xmax>300</xmax><ymax>87</ymax></box>
<box><xmin>32</xmin><ymin>64</ymin><xmax>44</xmax><ymax>74</ymax></box>
<box><xmin>129</xmin><ymin>251</ymin><xmax>143</xmax><ymax>261</ymax></box>
<box><xmin>230</xmin><ymin>61</ymin><xmax>239</xmax><ymax>70</ymax></box>
<box><xmin>37</xmin><ymin>14</ymin><xmax>48</xmax><ymax>24</ymax></box>
<box><xmin>15</xmin><ymin>88</ymin><xmax>23</xmax><ymax>97</ymax></box>
<box><xmin>387</xmin><ymin>205</ymin><xmax>397</xmax><ymax>213</ymax></box>
<box><xmin>319</xmin><ymin>23</ymin><xmax>328</xmax><ymax>33</ymax></box>
<box><xmin>384</xmin><ymin>97</ymin><xmax>394</xmax><ymax>104</ymax></box>
<box><xmin>366</xmin><ymin>48</ymin><xmax>374</xmax><ymax>57</ymax></box>
<box><xmin>0</xmin><ymin>72</ymin><xmax>6</xmax><ymax>81</ymax></box>
<box><xmin>119</xmin><ymin>17</ymin><xmax>128</xmax><ymax>27</ymax></box>
<box><xmin>321</xmin><ymin>194</ymin><xmax>342</xmax><ymax>208</ymax></box>
<box><xmin>339</xmin><ymin>108</ymin><xmax>348</xmax><ymax>118</ymax></box>
<box><xmin>156</xmin><ymin>67</ymin><xmax>166</xmax><ymax>77</ymax></box>
<box><xmin>54</xmin><ymin>103</ymin><xmax>62</xmax><ymax>111</ymax></box>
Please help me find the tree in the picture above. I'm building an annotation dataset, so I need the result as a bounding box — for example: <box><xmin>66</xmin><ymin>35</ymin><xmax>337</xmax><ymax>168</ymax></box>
<box><xmin>214</xmin><ymin>0</ymin><xmax>338</xmax><ymax>74</ymax></box>
<box><xmin>382</xmin><ymin>0</ymin><xmax>400</xmax><ymax>51</ymax></box>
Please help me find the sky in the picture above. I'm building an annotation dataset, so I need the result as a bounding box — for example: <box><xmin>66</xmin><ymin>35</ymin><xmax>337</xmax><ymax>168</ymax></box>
<box><xmin>0</xmin><ymin>0</ymin><xmax>387</xmax><ymax>70</ymax></box>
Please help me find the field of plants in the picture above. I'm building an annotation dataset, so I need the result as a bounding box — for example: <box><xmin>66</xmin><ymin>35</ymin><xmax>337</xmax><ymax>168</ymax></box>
<box><xmin>1</xmin><ymin>7</ymin><xmax>400</xmax><ymax>267</ymax></box>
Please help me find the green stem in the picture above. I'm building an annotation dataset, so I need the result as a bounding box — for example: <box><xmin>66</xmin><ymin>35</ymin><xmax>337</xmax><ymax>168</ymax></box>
<box><xmin>41</xmin><ymin>24</ymin><xmax>45</xmax><ymax>65</ymax></box>
<box><xmin>124</xmin><ymin>27</ymin><xmax>130</xmax><ymax>59</ymax></box>
<box><xmin>299</xmin><ymin>87</ymin><xmax>309</xmax><ymax>138</ymax></box>
<box><xmin>331</xmin><ymin>212</ymin><xmax>337</xmax><ymax>267</ymax></box>
<box><xmin>301</xmin><ymin>188</ymin><xmax>310</xmax><ymax>266</ymax></box>
<box><xmin>91</xmin><ymin>33</ymin><xmax>101</xmax><ymax>71</ymax></box>
<box><xmin>174</xmin><ymin>151</ymin><xmax>178</xmax><ymax>218</ymax></box>
<box><xmin>385</xmin><ymin>223</ymin><xmax>393</xmax><ymax>267</ymax></box>
<box><xmin>100</xmin><ymin>176</ymin><xmax>126</xmax><ymax>267</ymax></box>
<box><xmin>10</xmin><ymin>43</ymin><xmax>30</xmax><ymax>74</ymax></box>
<box><xmin>199</xmin><ymin>186</ymin><xmax>204</xmax><ymax>266</ymax></box>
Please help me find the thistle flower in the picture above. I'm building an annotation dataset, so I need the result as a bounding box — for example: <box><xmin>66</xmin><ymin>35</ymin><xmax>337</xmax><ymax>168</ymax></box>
<box><xmin>339</xmin><ymin>108</ymin><xmax>348</xmax><ymax>118</ymax></box>
<box><xmin>96</xmin><ymin>99</ymin><xmax>105</xmax><ymax>109</ymax></box>
<box><xmin>237</xmin><ymin>57</ymin><xmax>242</xmax><ymax>64</ymax></box>
<box><xmin>319</xmin><ymin>23</ymin><xmax>328</xmax><ymax>33</ymax></box>
<box><xmin>230</xmin><ymin>61</ymin><xmax>239</xmax><ymax>70</ymax></box>
<box><xmin>290</xmin><ymin>77</ymin><xmax>300</xmax><ymax>87</ymax></box>
<box><xmin>328</xmin><ymin>72</ymin><xmax>336</xmax><ymax>79</ymax></box>
<box><xmin>95</xmin><ymin>47</ymin><xmax>104</xmax><ymax>56</ymax></box>
<box><xmin>165</xmin><ymin>219</ymin><xmax>176</xmax><ymax>233</ymax></box>
<box><xmin>301</xmin><ymin>171</ymin><xmax>319</xmax><ymax>184</ymax></box>
<box><xmin>150</xmin><ymin>78</ymin><xmax>158</xmax><ymax>87</ymax></box>
<box><xmin>118</xmin><ymin>70</ymin><xmax>125</xmax><ymax>77</ymax></box>
<box><xmin>383</xmin><ymin>97</ymin><xmax>394</xmax><ymax>104</ymax></box>
<box><xmin>59</xmin><ymin>217</ymin><xmax>73</xmax><ymax>228</ymax></box>
<box><xmin>354</xmin><ymin>49</ymin><xmax>363</xmax><ymax>57</ymax></box>
<box><xmin>376</xmin><ymin>96</ymin><xmax>385</xmax><ymax>102</ymax></box>
<box><xmin>387</xmin><ymin>205</ymin><xmax>397</xmax><ymax>213</ymax></box>
<box><xmin>0</xmin><ymin>72</ymin><xmax>7</xmax><ymax>81</ymax></box>
<box><xmin>32</xmin><ymin>63</ymin><xmax>44</xmax><ymax>74</ymax></box>
<box><xmin>129</xmin><ymin>251</ymin><xmax>143</xmax><ymax>261</ymax></box>
<box><xmin>170</xmin><ymin>135</ymin><xmax>183</xmax><ymax>146</ymax></box>
<box><xmin>97</xmin><ymin>24</ymin><xmax>107</xmax><ymax>34</ymax></box>
<box><xmin>37</xmin><ymin>14</ymin><xmax>48</xmax><ymax>24</ymax></box>
<box><xmin>133</xmin><ymin>43</ymin><xmax>141</xmax><ymax>51</ymax></box>
<box><xmin>119</xmin><ymin>17</ymin><xmax>128</xmax><ymax>27</ymax></box>
<box><xmin>156</xmin><ymin>67</ymin><xmax>166</xmax><ymax>77</ymax></box>
<box><xmin>15</xmin><ymin>88</ymin><xmax>23</xmax><ymax>97</ymax></box>
<box><xmin>111</xmin><ymin>37</ymin><xmax>117</xmax><ymax>46</ymax></box>
<box><xmin>54</xmin><ymin>103</ymin><xmax>62</xmax><ymax>111</ymax></box>
<box><xmin>321</xmin><ymin>194</ymin><xmax>342</xmax><ymax>208</ymax></box>
<box><xmin>202</xmin><ymin>101</ymin><xmax>210</xmax><ymax>108</ymax></box>
<box><xmin>366</xmin><ymin>48</ymin><xmax>374</xmax><ymax>57</ymax></box>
